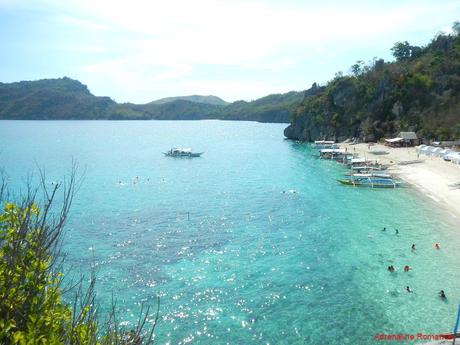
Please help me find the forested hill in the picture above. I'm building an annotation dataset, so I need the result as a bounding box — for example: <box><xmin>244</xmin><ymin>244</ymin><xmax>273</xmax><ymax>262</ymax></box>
<box><xmin>285</xmin><ymin>23</ymin><xmax>460</xmax><ymax>142</ymax></box>
<box><xmin>149</xmin><ymin>95</ymin><xmax>228</xmax><ymax>106</ymax></box>
<box><xmin>0</xmin><ymin>78</ymin><xmax>303</xmax><ymax>123</ymax></box>
<box><xmin>0</xmin><ymin>77</ymin><xmax>115</xmax><ymax>120</ymax></box>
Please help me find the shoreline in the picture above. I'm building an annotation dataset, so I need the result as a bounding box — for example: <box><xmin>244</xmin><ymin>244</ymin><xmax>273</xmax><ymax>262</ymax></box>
<box><xmin>342</xmin><ymin>142</ymin><xmax>460</xmax><ymax>219</ymax></box>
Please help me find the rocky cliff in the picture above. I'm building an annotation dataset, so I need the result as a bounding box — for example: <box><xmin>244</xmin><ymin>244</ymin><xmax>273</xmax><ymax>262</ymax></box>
<box><xmin>284</xmin><ymin>31</ymin><xmax>460</xmax><ymax>142</ymax></box>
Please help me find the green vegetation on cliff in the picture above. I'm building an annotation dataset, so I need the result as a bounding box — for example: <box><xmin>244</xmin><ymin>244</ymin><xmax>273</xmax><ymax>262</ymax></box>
<box><xmin>0</xmin><ymin>77</ymin><xmax>115</xmax><ymax>120</ymax></box>
<box><xmin>219</xmin><ymin>91</ymin><xmax>304</xmax><ymax>123</ymax></box>
<box><xmin>285</xmin><ymin>22</ymin><xmax>460</xmax><ymax>141</ymax></box>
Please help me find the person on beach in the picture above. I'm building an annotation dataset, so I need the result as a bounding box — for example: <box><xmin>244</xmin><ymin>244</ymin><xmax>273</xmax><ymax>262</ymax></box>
<box><xmin>411</xmin><ymin>244</ymin><xmax>416</xmax><ymax>251</ymax></box>
<box><xmin>404</xmin><ymin>265</ymin><xmax>411</xmax><ymax>272</ymax></box>
<box><xmin>439</xmin><ymin>290</ymin><xmax>446</xmax><ymax>299</ymax></box>
<box><xmin>406</xmin><ymin>286</ymin><xmax>413</xmax><ymax>293</ymax></box>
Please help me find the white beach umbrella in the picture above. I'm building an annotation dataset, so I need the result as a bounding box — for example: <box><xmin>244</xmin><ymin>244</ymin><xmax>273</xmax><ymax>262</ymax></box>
<box><xmin>420</xmin><ymin>146</ymin><xmax>432</xmax><ymax>155</ymax></box>
<box><xmin>428</xmin><ymin>147</ymin><xmax>442</xmax><ymax>156</ymax></box>
<box><xmin>430</xmin><ymin>147</ymin><xmax>443</xmax><ymax>156</ymax></box>
<box><xmin>416</xmin><ymin>144</ymin><xmax>427</xmax><ymax>153</ymax></box>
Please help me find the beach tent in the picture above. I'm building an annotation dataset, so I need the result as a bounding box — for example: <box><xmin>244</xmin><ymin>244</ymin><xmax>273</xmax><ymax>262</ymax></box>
<box><xmin>451</xmin><ymin>155</ymin><xmax>460</xmax><ymax>164</ymax></box>
<box><xmin>429</xmin><ymin>147</ymin><xmax>443</xmax><ymax>156</ymax></box>
<box><xmin>416</xmin><ymin>144</ymin><xmax>427</xmax><ymax>153</ymax></box>
<box><xmin>439</xmin><ymin>149</ymin><xmax>453</xmax><ymax>158</ymax></box>
<box><xmin>444</xmin><ymin>152</ymin><xmax>460</xmax><ymax>162</ymax></box>
<box><xmin>420</xmin><ymin>146</ymin><xmax>433</xmax><ymax>155</ymax></box>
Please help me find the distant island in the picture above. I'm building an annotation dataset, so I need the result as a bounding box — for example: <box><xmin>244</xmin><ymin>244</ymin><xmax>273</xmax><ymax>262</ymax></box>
<box><xmin>285</xmin><ymin>23</ymin><xmax>460</xmax><ymax>142</ymax></box>
<box><xmin>0</xmin><ymin>77</ymin><xmax>303</xmax><ymax>123</ymax></box>
<box><xmin>2</xmin><ymin>23</ymin><xmax>459</xmax><ymax>139</ymax></box>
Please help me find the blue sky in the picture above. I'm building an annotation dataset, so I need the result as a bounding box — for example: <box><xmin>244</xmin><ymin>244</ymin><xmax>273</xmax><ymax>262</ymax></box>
<box><xmin>0</xmin><ymin>0</ymin><xmax>459</xmax><ymax>103</ymax></box>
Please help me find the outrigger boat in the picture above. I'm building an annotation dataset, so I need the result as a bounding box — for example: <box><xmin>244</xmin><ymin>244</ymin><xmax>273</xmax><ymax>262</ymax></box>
<box><xmin>163</xmin><ymin>148</ymin><xmax>204</xmax><ymax>157</ymax></box>
<box><xmin>312</xmin><ymin>140</ymin><xmax>339</xmax><ymax>149</ymax></box>
<box><xmin>351</xmin><ymin>164</ymin><xmax>388</xmax><ymax>172</ymax></box>
<box><xmin>338</xmin><ymin>176</ymin><xmax>402</xmax><ymax>188</ymax></box>
<box><xmin>344</xmin><ymin>172</ymin><xmax>393</xmax><ymax>179</ymax></box>
<box><xmin>319</xmin><ymin>149</ymin><xmax>347</xmax><ymax>160</ymax></box>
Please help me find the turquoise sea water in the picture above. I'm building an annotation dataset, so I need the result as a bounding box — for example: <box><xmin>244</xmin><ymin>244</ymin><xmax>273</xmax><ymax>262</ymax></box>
<box><xmin>1</xmin><ymin>120</ymin><xmax>459</xmax><ymax>344</ymax></box>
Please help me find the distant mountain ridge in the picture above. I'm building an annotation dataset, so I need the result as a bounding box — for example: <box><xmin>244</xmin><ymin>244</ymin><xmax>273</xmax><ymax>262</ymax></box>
<box><xmin>0</xmin><ymin>78</ymin><xmax>303</xmax><ymax>123</ymax></box>
<box><xmin>149</xmin><ymin>95</ymin><xmax>228</xmax><ymax>106</ymax></box>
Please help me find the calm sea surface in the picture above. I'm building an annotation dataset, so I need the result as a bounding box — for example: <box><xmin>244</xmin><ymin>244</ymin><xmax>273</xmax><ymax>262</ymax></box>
<box><xmin>1</xmin><ymin>120</ymin><xmax>459</xmax><ymax>344</ymax></box>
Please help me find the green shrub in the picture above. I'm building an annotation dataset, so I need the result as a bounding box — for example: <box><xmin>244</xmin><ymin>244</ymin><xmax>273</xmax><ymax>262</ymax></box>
<box><xmin>0</xmin><ymin>172</ymin><xmax>159</xmax><ymax>344</ymax></box>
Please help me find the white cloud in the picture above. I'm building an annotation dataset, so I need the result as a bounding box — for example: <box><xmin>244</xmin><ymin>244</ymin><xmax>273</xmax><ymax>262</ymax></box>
<box><xmin>3</xmin><ymin>0</ymin><xmax>460</xmax><ymax>101</ymax></box>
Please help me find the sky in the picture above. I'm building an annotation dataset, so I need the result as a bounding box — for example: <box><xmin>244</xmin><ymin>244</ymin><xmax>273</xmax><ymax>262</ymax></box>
<box><xmin>0</xmin><ymin>0</ymin><xmax>459</xmax><ymax>103</ymax></box>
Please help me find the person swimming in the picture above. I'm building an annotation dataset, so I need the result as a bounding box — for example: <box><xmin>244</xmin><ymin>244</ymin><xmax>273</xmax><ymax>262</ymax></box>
<box><xmin>411</xmin><ymin>244</ymin><xmax>416</xmax><ymax>251</ymax></box>
<box><xmin>395</xmin><ymin>229</ymin><xmax>399</xmax><ymax>234</ymax></box>
<box><xmin>439</xmin><ymin>290</ymin><xmax>446</xmax><ymax>299</ymax></box>
<box><xmin>388</xmin><ymin>265</ymin><xmax>395</xmax><ymax>272</ymax></box>
<box><xmin>406</xmin><ymin>286</ymin><xmax>413</xmax><ymax>293</ymax></box>
<box><xmin>434</xmin><ymin>243</ymin><xmax>440</xmax><ymax>249</ymax></box>
<box><xmin>382</xmin><ymin>227</ymin><xmax>386</xmax><ymax>231</ymax></box>
<box><xmin>404</xmin><ymin>265</ymin><xmax>411</xmax><ymax>272</ymax></box>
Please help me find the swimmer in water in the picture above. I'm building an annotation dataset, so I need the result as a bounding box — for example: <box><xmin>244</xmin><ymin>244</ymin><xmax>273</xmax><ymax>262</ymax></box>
<box><xmin>382</xmin><ymin>227</ymin><xmax>386</xmax><ymax>231</ymax></box>
<box><xmin>439</xmin><ymin>290</ymin><xmax>446</xmax><ymax>299</ymax></box>
<box><xmin>411</xmin><ymin>244</ymin><xmax>416</xmax><ymax>251</ymax></box>
<box><xmin>404</xmin><ymin>265</ymin><xmax>411</xmax><ymax>272</ymax></box>
<box><xmin>434</xmin><ymin>243</ymin><xmax>440</xmax><ymax>249</ymax></box>
<box><xmin>395</xmin><ymin>229</ymin><xmax>399</xmax><ymax>234</ymax></box>
<box><xmin>406</xmin><ymin>286</ymin><xmax>413</xmax><ymax>293</ymax></box>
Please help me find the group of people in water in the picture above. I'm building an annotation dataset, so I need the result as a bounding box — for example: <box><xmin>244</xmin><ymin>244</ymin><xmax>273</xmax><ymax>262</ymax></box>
<box><xmin>387</xmin><ymin>265</ymin><xmax>412</xmax><ymax>272</ymax></box>
<box><xmin>383</xmin><ymin>227</ymin><xmax>446</xmax><ymax>300</ymax></box>
<box><xmin>117</xmin><ymin>176</ymin><xmax>151</xmax><ymax>186</ymax></box>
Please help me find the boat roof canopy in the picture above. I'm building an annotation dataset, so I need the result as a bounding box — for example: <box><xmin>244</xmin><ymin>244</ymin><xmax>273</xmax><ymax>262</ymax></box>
<box><xmin>172</xmin><ymin>147</ymin><xmax>192</xmax><ymax>152</ymax></box>
<box><xmin>385</xmin><ymin>137</ymin><xmax>403</xmax><ymax>143</ymax></box>
<box><xmin>315</xmin><ymin>140</ymin><xmax>335</xmax><ymax>144</ymax></box>
<box><xmin>320</xmin><ymin>149</ymin><xmax>345</xmax><ymax>153</ymax></box>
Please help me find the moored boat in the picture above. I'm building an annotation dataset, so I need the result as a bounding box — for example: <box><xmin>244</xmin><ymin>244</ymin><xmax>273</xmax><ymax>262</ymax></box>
<box><xmin>344</xmin><ymin>172</ymin><xmax>393</xmax><ymax>179</ymax></box>
<box><xmin>312</xmin><ymin>140</ymin><xmax>339</xmax><ymax>149</ymax></box>
<box><xmin>163</xmin><ymin>148</ymin><xmax>204</xmax><ymax>157</ymax></box>
<box><xmin>337</xmin><ymin>177</ymin><xmax>402</xmax><ymax>188</ymax></box>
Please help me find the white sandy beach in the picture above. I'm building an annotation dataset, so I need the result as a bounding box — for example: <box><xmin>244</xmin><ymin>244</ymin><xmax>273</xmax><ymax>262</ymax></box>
<box><xmin>343</xmin><ymin>142</ymin><xmax>460</xmax><ymax>219</ymax></box>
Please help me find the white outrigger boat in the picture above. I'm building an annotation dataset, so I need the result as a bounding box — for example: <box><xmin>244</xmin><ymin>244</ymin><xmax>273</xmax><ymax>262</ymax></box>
<box><xmin>163</xmin><ymin>147</ymin><xmax>204</xmax><ymax>158</ymax></box>
<box><xmin>313</xmin><ymin>140</ymin><xmax>339</xmax><ymax>149</ymax></box>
